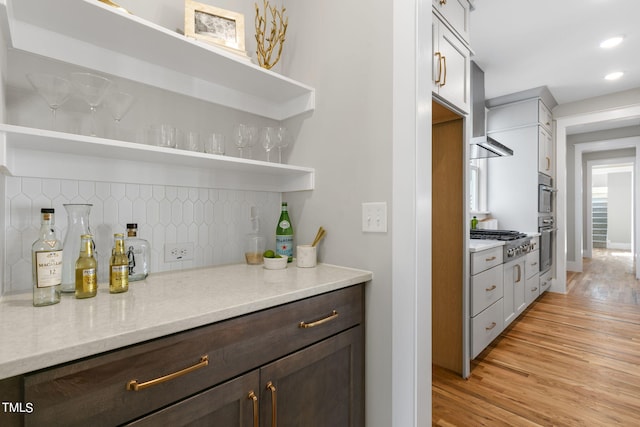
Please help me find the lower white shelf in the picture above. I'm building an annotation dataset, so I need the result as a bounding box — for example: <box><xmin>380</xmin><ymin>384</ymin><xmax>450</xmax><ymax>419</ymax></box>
<box><xmin>0</xmin><ymin>124</ymin><xmax>315</xmax><ymax>192</ymax></box>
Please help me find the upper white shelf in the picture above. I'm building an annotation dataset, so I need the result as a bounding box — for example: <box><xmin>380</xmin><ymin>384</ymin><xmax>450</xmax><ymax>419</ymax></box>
<box><xmin>4</xmin><ymin>0</ymin><xmax>315</xmax><ymax>121</ymax></box>
<box><xmin>0</xmin><ymin>125</ymin><xmax>315</xmax><ymax>192</ymax></box>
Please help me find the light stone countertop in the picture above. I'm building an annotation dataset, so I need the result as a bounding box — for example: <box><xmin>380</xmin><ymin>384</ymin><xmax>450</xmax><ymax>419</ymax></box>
<box><xmin>469</xmin><ymin>239</ymin><xmax>505</xmax><ymax>252</ymax></box>
<box><xmin>0</xmin><ymin>263</ymin><xmax>372</xmax><ymax>380</ymax></box>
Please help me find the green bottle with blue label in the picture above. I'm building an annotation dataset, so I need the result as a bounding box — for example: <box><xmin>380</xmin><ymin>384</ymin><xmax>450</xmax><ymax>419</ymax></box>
<box><xmin>276</xmin><ymin>202</ymin><xmax>293</xmax><ymax>262</ymax></box>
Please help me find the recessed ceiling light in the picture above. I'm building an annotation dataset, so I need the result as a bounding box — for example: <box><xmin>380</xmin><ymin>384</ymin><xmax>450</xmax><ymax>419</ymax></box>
<box><xmin>604</xmin><ymin>71</ymin><xmax>624</xmax><ymax>80</ymax></box>
<box><xmin>600</xmin><ymin>36</ymin><xmax>623</xmax><ymax>48</ymax></box>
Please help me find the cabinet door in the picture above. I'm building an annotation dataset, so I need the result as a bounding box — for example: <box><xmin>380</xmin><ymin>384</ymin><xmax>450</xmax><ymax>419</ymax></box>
<box><xmin>432</xmin><ymin>0</ymin><xmax>470</xmax><ymax>43</ymax></box>
<box><xmin>538</xmin><ymin>126</ymin><xmax>553</xmax><ymax>176</ymax></box>
<box><xmin>127</xmin><ymin>371</ymin><xmax>260</xmax><ymax>427</ymax></box>
<box><xmin>432</xmin><ymin>16</ymin><xmax>470</xmax><ymax>114</ymax></box>
<box><xmin>503</xmin><ymin>258</ymin><xmax>526</xmax><ymax>327</ymax></box>
<box><xmin>260</xmin><ymin>326</ymin><xmax>364</xmax><ymax>427</ymax></box>
<box><xmin>538</xmin><ymin>100</ymin><xmax>553</xmax><ymax>132</ymax></box>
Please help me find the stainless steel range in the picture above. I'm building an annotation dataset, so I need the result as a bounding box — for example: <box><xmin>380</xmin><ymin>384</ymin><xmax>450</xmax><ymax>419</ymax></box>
<box><xmin>470</xmin><ymin>229</ymin><xmax>532</xmax><ymax>261</ymax></box>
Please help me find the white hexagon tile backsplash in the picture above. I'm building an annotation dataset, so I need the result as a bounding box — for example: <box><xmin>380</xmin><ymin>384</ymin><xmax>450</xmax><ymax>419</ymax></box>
<box><xmin>4</xmin><ymin>176</ymin><xmax>281</xmax><ymax>293</ymax></box>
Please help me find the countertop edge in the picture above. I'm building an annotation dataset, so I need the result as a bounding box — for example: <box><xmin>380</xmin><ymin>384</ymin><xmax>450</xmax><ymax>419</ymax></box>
<box><xmin>0</xmin><ymin>263</ymin><xmax>372</xmax><ymax>380</ymax></box>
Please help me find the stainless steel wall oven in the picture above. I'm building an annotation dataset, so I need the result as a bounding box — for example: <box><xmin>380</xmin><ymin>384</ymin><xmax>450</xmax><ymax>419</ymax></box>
<box><xmin>538</xmin><ymin>173</ymin><xmax>556</xmax><ymax>214</ymax></box>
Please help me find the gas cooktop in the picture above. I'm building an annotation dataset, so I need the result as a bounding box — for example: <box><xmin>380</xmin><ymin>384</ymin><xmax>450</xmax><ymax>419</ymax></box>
<box><xmin>470</xmin><ymin>229</ymin><xmax>528</xmax><ymax>241</ymax></box>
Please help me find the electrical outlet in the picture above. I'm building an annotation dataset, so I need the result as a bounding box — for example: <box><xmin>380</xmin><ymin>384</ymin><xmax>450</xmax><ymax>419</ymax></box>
<box><xmin>164</xmin><ymin>242</ymin><xmax>194</xmax><ymax>262</ymax></box>
<box><xmin>362</xmin><ymin>202</ymin><xmax>388</xmax><ymax>233</ymax></box>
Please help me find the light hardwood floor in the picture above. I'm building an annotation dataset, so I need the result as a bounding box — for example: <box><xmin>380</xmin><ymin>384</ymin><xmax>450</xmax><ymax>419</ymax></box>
<box><xmin>433</xmin><ymin>248</ymin><xmax>640</xmax><ymax>426</ymax></box>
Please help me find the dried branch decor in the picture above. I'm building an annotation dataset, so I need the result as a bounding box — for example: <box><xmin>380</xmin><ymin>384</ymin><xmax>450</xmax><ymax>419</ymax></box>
<box><xmin>254</xmin><ymin>0</ymin><xmax>288</xmax><ymax>69</ymax></box>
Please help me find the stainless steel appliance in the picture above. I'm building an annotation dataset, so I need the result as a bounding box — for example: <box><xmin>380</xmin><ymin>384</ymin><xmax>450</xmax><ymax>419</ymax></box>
<box><xmin>470</xmin><ymin>229</ymin><xmax>532</xmax><ymax>261</ymax></box>
<box><xmin>538</xmin><ymin>215</ymin><xmax>556</xmax><ymax>273</ymax></box>
<box><xmin>538</xmin><ymin>173</ymin><xmax>556</xmax><ymax>213</ymax></box>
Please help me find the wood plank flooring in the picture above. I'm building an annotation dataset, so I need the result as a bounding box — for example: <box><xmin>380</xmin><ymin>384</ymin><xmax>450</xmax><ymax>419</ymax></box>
<box><xmin>433</xmin><ymin>249</ymin><xmax>640</xmax><ymax>426</ymax></box>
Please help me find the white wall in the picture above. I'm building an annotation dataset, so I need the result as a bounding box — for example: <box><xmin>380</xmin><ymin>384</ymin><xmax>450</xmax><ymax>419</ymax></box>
<box><xmin>607</xmin><ymin>171</ymin><xmax>632</xmax><ymax>248</ymax></box>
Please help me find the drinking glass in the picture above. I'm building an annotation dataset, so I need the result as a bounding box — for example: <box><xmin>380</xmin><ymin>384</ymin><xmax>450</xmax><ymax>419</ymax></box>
<box><xmin>105</xmin><ymin>90</ymin><xmax>134</xmax><ymax>140</ymax></box>
<box><xmin>260</xmin><ymin>127</ymin><xmax>277</xmax><ymax>162</ymax></box>
<box><xmin>205</xmin><ymin>133</ymin><xmax>226</xmax><ymax>155</ymax></box>
<box><xmin>178</xmin><ymin>130</ymin><xmax>202</xmax><ymax>152</ymax></box>
<box><xmin>70</xmin><ymin>72</ymin><xmax>113</xmax><ymax>137</ymax></box>
<box><xmin>232</xmin><ymin>124</ymin><xmax>249</xmax><ymax>158</ymax></box>
<box><xmin>246</xmin><ymin>125</ymin><xmax>258</xmax><ymax>159</ymax></box>
<box><xmin>25</xmin><ymin>73</ymin><xmax>71</xmax><ymax>131</ymax></box>
<box><xmin>276</xmin><ymin>126</ymin><xmax>290</xmax><ymax>163</ymax></box>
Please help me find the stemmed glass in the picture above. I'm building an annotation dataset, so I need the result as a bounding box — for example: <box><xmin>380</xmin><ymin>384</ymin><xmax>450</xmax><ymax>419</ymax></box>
<box><xmin>70</xmin><ymin>72</ymin><xmax>113</xmax><ymax>137</ymax></box>
<box><xmin>246</xmin><ymin>125</ymin><xmax>258</xmax><ymax>159</ymax></box>
<box><xmin>276</xmin><ymin>126</ymin><xmax>290</xmax><ymax>163</ymax></box>
<box><xmin>105</xmin><ymin>90</ymin><xmax>134</xmax><ymax>140</ymax></box>
<box><xmin>232</xmin><ymin>124</ymin><xmax>249</xmax><ymax>158</ymax></box>
<box><xmin>260</xmin><ymin>127</ymin><xmax>277</xmax><ymax>162</ymax></box>
<box><xmin>25</xmin><ymin>73</ymin><xmax>71</xmax><ymax>131</ymax></box>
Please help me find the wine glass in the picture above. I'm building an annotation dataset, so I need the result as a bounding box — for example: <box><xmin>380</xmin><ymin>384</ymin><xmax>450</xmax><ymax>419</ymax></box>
<box><xmin>260</xmin><ymin>127</ymin><xmax>277</xmax><ymax>162</ymax></box>
<box><xmin>25</xmin><ymin>73</ymin><xmax>71</xmax><ymax>131</ymax></box>
<box><xmin>105</xmin><ymin>90</ymin><xmax>134</xmax><ymax>140</ymax></box>
<box><xmin>232</xmin><ymin>124</ymin><xmax>249</xmax><ymax>158</ymax></box>
<box><xmin>70</xmin><ymin>72</ymin><xmax>113</xmax><ymax>137</ymax></box>
<box><xmin>276</xmin><ymin>126</ymin><xmax>290</xmax><ymax>163</ymax></box>
<box><xmin>246</xmin><ymin>125</ymin><xmax>258</xmax><ymax>159</ymax></box>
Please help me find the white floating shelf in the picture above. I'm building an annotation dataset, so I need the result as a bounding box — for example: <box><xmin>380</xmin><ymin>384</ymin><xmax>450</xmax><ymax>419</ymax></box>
<box><xmin>0</xmin><ymin>125</ymin><xmax>315</xmax><ymax>192</ymax></box>
<box><xmin>5</xmin><ymin>0</ymin><xmax>315</xmax><ymax>120</ymax></box>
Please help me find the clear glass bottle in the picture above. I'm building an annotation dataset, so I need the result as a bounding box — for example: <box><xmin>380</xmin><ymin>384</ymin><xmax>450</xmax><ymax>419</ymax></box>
<box><xmin>276</xmin><ymin>202</ymin><xmax>293</xmax><ymax>262</ymax></box>
<box><xmin>245</xmin><ymin>207</ymin><xmax>265</xmax><ymax>265</ymax></box>
<box><xmin>32</xmin><ymin>208</ymin><xmax>63</xmax><ymax>306</ymax></box>
<box><xmin>125</xmin><ymin>223</ymin><xmax>150</xmax><ymax>281</ymax></box>
<box><xmin>109</xmin><ymin>233</ymin><xmax>129</xmax><ymax>293</ymax></box>
<box><xmin>75</xmin><ymin>234</ymin><xmax>97</xmax><ymax>299</ymax></box>
<box><xmin>62</xmin><ymin>204</ymin><xmax>93</xmax><ymax>293</ymax></box>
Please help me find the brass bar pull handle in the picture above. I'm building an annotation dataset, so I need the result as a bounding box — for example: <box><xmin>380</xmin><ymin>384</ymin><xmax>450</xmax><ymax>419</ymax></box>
<box><xmin>434</xmin><ymin>52</ymin><xmax>443</xmax><ymax>84</ymax></box>
<box><xmin>532</xmin><ymin>287</ymin><xmax>538</xmax><ymax>293</ymax></box>
<box><xmin>126</xmin><ymin>355</ymin><xmax>208</xmax><ymax>391</ymax></box>
<box><xmin>485</xmin><ymin>322</ymin><xmax>497</xmax><ymax>331</ymax></box>
<box><xmin>440</xmin><ymin>0</ymin><xmax>447</xmax><ymax>4</ymax></box>
<box><xmin>441</xmin><ymin>55</ymin><xmax>447</xmax><ymax>86</ymax></box>
<box><xmin>248</xmin><ymin>391</ymin><xmax>259</xmax><ymax>427</ymax></box>
<box><xmin>515</xmin><ymin>264</ymin><xmax>522</xmax><ymax>282</ymax></box>
<box><xmin>546</xmin><ymin>156</ymin><xmax>551</xmax><ymax>171</ymax></box>
<box><xmin>299</xmin><ymin>310</ymin><xmax>339</xmax><ymax>328</ymax></box>
<box><xmin>485</xmin><ymin>285</ymin><xmax>497</xmax><ymax>292</ymax></box>
<box><xmin>485</xmin><ymin>256</ymin><xmax>496</xmax><ymax>261</ymax></box>
<box><xmin>266</xmin><ymin>381</ymin><xmax>277</xmax><ymax>427</ymax></box>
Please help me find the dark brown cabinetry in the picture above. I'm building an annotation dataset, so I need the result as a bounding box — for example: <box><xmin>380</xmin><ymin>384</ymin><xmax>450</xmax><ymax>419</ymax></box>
<box><xmin>0</xmin><ymin>285</ymin><xmax>364</xmax><ymax>427</ymax></box>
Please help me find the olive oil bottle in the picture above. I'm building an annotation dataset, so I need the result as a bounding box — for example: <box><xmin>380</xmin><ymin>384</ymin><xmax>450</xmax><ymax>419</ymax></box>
<box><xmin>109</xmin><ymin>233</ymin><xmax>129</xmax><ymax>293</ymax></box>
<box><xmin>75</xmin><ymin>234</ymin><xmax>97</xmax><ymax>299</ymax></box>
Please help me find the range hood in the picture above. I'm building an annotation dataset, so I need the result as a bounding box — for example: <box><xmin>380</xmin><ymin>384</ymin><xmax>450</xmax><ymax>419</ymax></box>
<box><xmin>470</xmin><ymin>61</ymin><xmax>513</xmax><ymax>159</ymax></box>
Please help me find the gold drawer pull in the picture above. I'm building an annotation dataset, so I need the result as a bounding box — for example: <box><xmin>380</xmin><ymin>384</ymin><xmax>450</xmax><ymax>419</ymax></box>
<box><xmin>126</xmin><ymin>355</ymin><xmax>209</xmax><ymax>391</ymax></box>
<box><xmin>485</xmin><ymin>256</ymin><xmax>496</xmax><ymax>262</ymax></box>
<box><xmin>299</xmin><ymin>310</ymin><xmax>339</xmax><ymax>328</ymax></box>
<box><xmin>485</xmin><ymin>322</ymin><xmax>497</xmax><ymax>331</ymax></box>
<box><xmin>248</xmin><ymin>391</ymin><xmax>259</xmax><ymax>427</ymax></box>
<box><xmin>266</xmin><ymin>381</ymin><xmax>277</xmax><ymax>427</ymax></box>
<box><xmin>532</xmin><ymin>287</ymin><xmax>538</xmax><ymax>292</ymax></box>
<box><xmin>485</xmin><ymin>284</ymin><xmax>496</xmax><ymax>292</ymax></box>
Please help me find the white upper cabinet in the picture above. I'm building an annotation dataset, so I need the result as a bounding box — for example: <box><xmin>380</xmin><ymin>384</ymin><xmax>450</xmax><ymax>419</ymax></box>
<box><xmin>432</xmin><ymin>0</ymin><xmax>471</xmax><ymax>44</ymax></box>
<box><xmin>5</xmin><ymin>0</ymin><xmax>315</xmax><ymax>121</ymax></box>
<box><xmin>432</xmin><ymin>13</ymin><xmax>470</xmax><ymax>114</ymax></box>
<box><xmin>487</xmin><ymin>98</ymin><xmax>552</xmax><ymax>133</ymax></box>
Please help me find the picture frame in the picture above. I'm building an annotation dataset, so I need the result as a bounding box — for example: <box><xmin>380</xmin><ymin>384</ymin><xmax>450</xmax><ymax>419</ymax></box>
<box><xmin>184</xmin><ymin>0</ymin><xmax>247</xmax><ymax>57</ymax></box>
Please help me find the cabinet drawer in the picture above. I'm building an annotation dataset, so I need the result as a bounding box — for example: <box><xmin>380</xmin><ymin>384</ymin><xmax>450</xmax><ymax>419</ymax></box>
<box><xmin>470</xmin><ymin>264</ymin><xmax>503</xmax><ymax>317</ymax></box>
<box><xmin>471</xmin><ymin>298</ymin><xmax>503</xmax><ymax>359</ymax></box>
<box><xmin>470</xmin><ymin>246</ymin><xmax>503</xmax><ymax>275</ymax></box>
<box><xmin>23</xmin><ymin>285</ymin><xmax>363</xmax><ymax>427</ymax></box>
<box><xmin>526</xmin><ymin>250</ymin><xmax>540</xmax><ymax>279</ymax></box>
<box><xmin>525</xmin><ymin>274</ymin><xmax>540</xmax><ymax>306</ymax></box>
<box><xmin>540</xmin><ymin>270</ymin><xmax>552</xmax><ymax>293</ymax></box>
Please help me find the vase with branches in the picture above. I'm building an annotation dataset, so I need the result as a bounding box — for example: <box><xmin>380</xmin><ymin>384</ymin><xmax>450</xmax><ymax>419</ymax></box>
<box><xmin>255</xmin><ymin>0</ymin><xmax>288</xmax><ymax>70</ymax></box>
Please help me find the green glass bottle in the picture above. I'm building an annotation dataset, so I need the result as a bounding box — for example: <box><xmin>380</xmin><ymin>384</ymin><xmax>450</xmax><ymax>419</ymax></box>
<box><xmin>276</xmin><ymin>202</ymin><xmax>293</xmax><ymax>262</ymax></box>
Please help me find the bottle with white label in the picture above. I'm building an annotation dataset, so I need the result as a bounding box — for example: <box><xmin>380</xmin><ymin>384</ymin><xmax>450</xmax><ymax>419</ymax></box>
<box><xmin>32</xmin><ymin>208</ymin><xmax>63</xmax><ymax>306</ymax></box>
<box><xmin>125</xmin><ymin>223</ymin><xmax>150</xmax><ymax>281</ymax></box>
<box><xmin>276</xmin><ymin>202</ymin><xmax>293</xmax><ymax>262</ymax></box>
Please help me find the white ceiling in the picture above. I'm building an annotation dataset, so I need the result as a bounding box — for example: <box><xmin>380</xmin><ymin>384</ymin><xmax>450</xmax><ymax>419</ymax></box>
<box><xmin>470</xmin><ymin>0</ymin><xmax>640</xmax><ymax>107</ymax></box>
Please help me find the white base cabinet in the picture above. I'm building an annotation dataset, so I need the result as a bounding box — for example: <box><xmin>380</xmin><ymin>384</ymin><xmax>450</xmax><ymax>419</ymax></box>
<box><xmin>503</xmin><ymin>257</ymin><xmax>526</xmax><ymax>328</ymax></box>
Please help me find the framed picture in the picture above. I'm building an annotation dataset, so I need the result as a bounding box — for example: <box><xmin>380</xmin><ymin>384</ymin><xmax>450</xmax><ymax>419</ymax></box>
<box><xmin>184</xmin><ymin>0</ymin><xmax>247</xmax><ymax>56</ymax></box>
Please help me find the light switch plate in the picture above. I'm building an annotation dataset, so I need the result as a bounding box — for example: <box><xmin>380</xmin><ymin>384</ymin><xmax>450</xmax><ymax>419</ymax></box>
<box><xmin>362</xmin><ymin>202</ymin><xmax>387</xmax><ymax>233</ymax></box>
